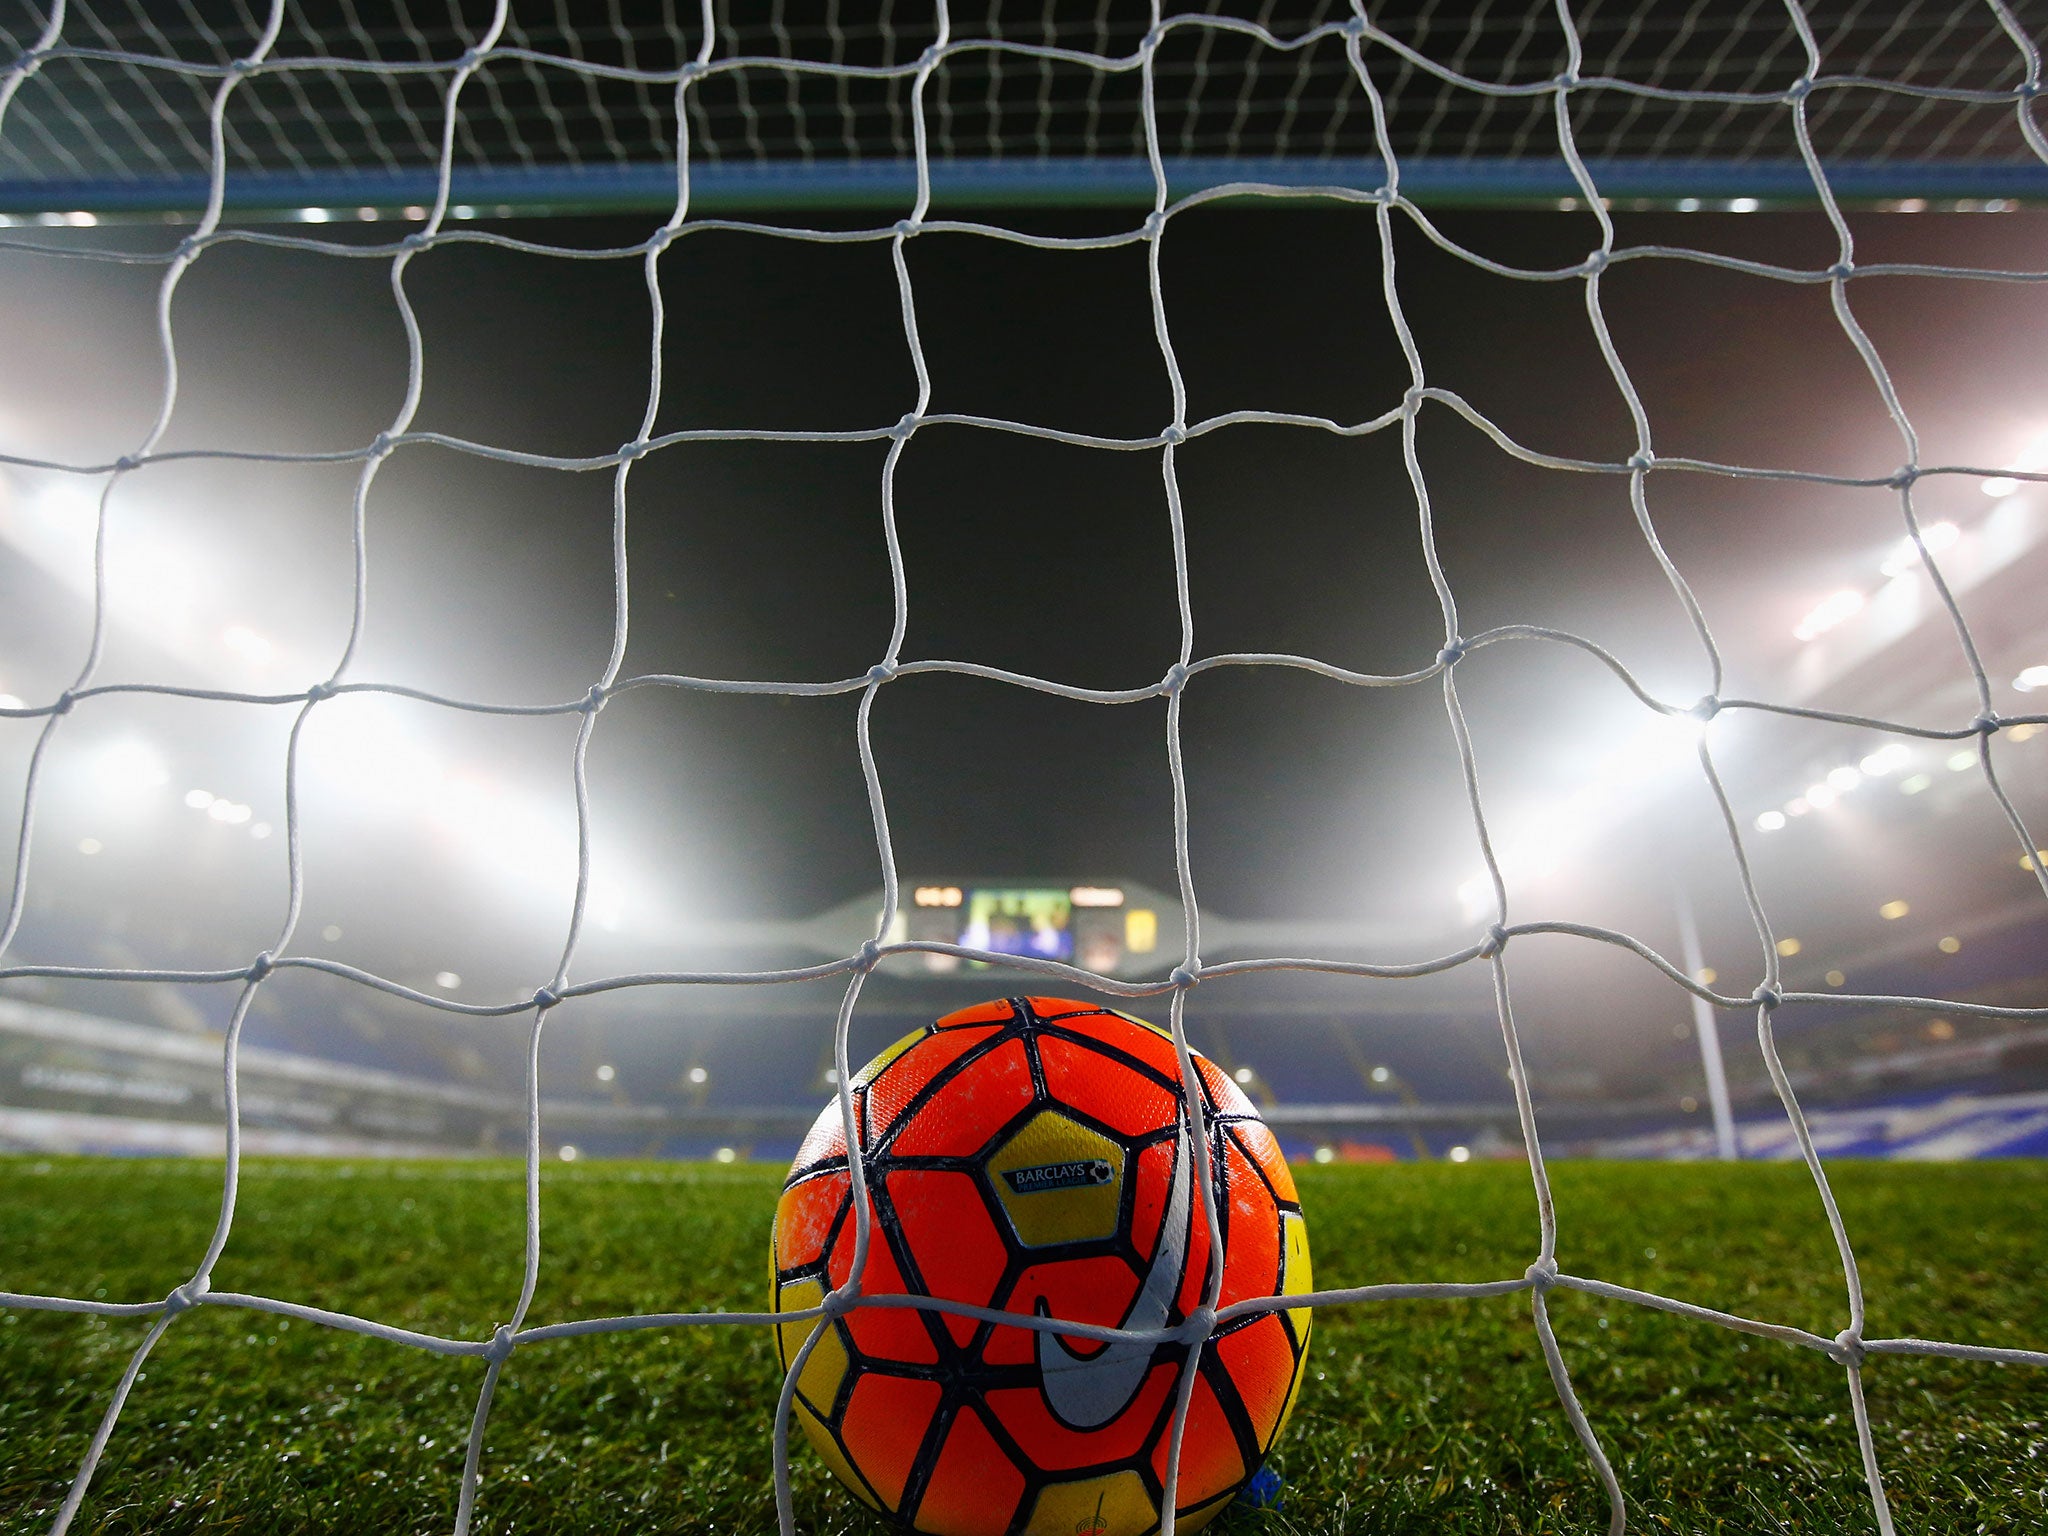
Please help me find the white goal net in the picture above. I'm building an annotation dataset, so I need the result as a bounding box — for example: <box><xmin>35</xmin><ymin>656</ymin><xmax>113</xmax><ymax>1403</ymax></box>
<box><xmin>2</xmin><ymin>3</ymin><xmax>2047</xmax><ymax>1535</ymax></box>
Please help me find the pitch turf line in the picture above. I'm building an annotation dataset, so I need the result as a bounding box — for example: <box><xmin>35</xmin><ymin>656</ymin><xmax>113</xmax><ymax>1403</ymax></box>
<box><xmin>2</xmin><ymin>1158</ymin><xmax>2043</xmax><ymax>1534</ymax></box>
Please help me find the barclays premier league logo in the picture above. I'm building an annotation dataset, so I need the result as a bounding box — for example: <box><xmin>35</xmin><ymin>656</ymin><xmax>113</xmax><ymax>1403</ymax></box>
<box><xmin>1001</xmin><ymin>1159</ymin><xmax>1114</xmax><ymax>1194</ymax></box>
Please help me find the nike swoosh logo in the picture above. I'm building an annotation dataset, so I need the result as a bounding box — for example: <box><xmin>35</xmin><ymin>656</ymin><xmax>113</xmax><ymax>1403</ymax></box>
<box><xmin>1036</xmin><ymin>1120</ymin><xmax>1191</xmax><ymax>1429</ymax></box>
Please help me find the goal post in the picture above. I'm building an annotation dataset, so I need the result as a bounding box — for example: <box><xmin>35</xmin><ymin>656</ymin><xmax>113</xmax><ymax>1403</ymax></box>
<box><xmin>2</xmin><ymin>4</ymin><xmax>2046</xmax><ymax>1535</ymax></box>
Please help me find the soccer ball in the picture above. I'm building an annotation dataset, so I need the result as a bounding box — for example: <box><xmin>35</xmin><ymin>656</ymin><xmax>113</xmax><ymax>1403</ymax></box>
<box><xmin>770</xmin><ymin>996</ymin><xmax>1313</xmax><ymax>1536</ymax></box>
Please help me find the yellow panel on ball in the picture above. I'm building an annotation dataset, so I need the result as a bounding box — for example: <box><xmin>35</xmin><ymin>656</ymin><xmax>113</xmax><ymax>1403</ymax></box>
<box><xmin>985</xmin><ymin>1109</ymin><xmax>1126</xmax><ymax>1248</ymax></box>
<box><xmin>1024</xmin><ymin>1468</ymin><xmax>1156</xmax><ymax>1536</ymax></box>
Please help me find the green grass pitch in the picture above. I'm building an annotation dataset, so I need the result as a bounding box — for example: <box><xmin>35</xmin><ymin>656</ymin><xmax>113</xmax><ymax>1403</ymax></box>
<box><xmin>2</xmin><ymin>1157</ymin><xmax>2045</xmax><ymax>1534</ymax></box>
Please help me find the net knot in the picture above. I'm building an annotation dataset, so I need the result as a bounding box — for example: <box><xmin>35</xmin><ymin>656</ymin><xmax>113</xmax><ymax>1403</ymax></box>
<box><xmin>890</xmin><ymin>412</ymin><xmax>920</xmax><ymax>441</ymax></box>
<box><xmin>486</xmin><ymin>1324</ymin><xmax>517</xmax><ymax>1363</ymax></box>
<box><xmin>582</xmin><ymin>683</ymin><xmax>607</xmax><ymax>715</ymax></box>
<box><xmin>2022</xmin><ymin>79</ymin><xmax>2042</xmax><ymax>99</ymax></box>
<box><xmin>1626</xmin><ymin>450</ymin><xmax>1654</xmax><ymax>473</ymax></box>
<box><xmin>1170</xmin><ymin>965</ymin><xmax>1199</xmax><ymax>989</ymax></box>
<box><xmin>892</xmin><ymin>217</ymin><xmax>920</xmax><ymax>239</ymax></box>
<box><xmin>113</xmin><ymin>453</ymin><xmax>140</xmax><ymax>473</ymax></box>
<box><xmin>458</xmin><ymin>48</ymin><xmax>486</xmax><ymax>74</ymax></box>
<box><xmin>1342</xmin><ymin>15</ymin><xmax>1368</xmax><ymax>37</ymax></box>
<box><xmin>246</xmin><ymin>951</ymin><xmax>275</xmax><ymax>982</ymax></box>
<box><xmin>227</xmin><ymin>56</ymin><xmax>256</xmax><ymax>75</ymax></box>
<box><xmin>867</xmin><ymin>661</ymin><xmax>897</xmax><ymax>686</ymax></box>
<box><xmin>1176</xmin><ymin>1305</ymin><xmax>1217</xmax><ymax>1342</ymax></box>
<box><xmin>1554</xmin><ymin>68</ymin><xmax>1580</xmax><ymax>90</ymax></box>
<box><xmin>1161</xmin><ymin>661</ymin><xmax>1190</xmax><ymax>693</ymax></box>
<box><xmin>163</xmin><ymin>1275</ymin><xmax>209</xmax><ymax>1316</ymax></box>
<box><xmin>1481</xmin><ymin>924</ymin><xmax>1509</xmax><ymax>958</ymax></box>
<box><xmin>856</xmin><ymin>938</ymin><xmax>883</xmax><ymax>972</ymax></box>
<box><xmin>305</xmin><ymin>680</ymin><xmax>338</xmax><ymax>702</ymax></box>
<box><xmin>1785</xmin><ymin>75</ymin><xmax>1813</xmax><ymax>102</ymax></box>
<box><xmin>821</xmin><ymin>1285</ymin><xmax>856</xmax><ymax>1320</ymax></box>
<box><xmin>1436</xmin><ymin>638</ymin><xmax>1466</xmax><ymax>668</ymax></box>
<box><xmin>370</xmin><ymin>431</ymin><xmax>395</xmax><ymax>456</ymax></box>
<box><xmin>1970</xmin><ymin>713</ymin><xmax>1999</xmax><ymax>737</ymax></box>
<box><xmin>1142</xmin><ymin>210</ymin><xmax>1167</xmax><ymax>240</ymax></box>
<box><xmin>1525</xmin><ymin>1256</ymin><xmax>1559</xmax><ymax>1290</ymax></box>
<box><xmin>1827</xmin><ymin>259</ymin><xmax>1854</xmax><ymax>281</ymax></box>
<box><xmin>1830</xmin><ymin>1327</ymin><xmax>1866</xmax><ymax>1367</ymax></box>
<box><xmin>1580</xmin><ymin>248</ymin><xmax>1608</xmax><ymax>276</ymax></box>
<box><xmin>918</xmin><ymin>44</ymin><xmax>943</xmax><ymax>72</ymax></box>
<box><xmin>1751</xmin><ymin>983</ymin><xmax>1783</xmax><ymax>1010</ymax></box>
<box><xmin>618</xmin><ymin>437</ymin><xmax>651</xmax><ymax>462</ymax></box>
<box><xmin>1887</xmin><ymin>464</ymin><xmax>1919</xmax><ymax>489</ymax></box>
<box><xmin>50</xmin><ymin>690</ymin><xmax>76</xmax><ymax>716</ymax></box>
<box><xmin>1688</xmin><ymin>695</ymin><xmax>1720</xmax><ymax>723</ymax></box>
<box><xmin>1160</xmin><ymin>423</ymin><xmax>1185</xmax><ymax>445</ymax></box>
<box><xmin>532</xmin><ymin>985</ymin><xmax>560</xmax><ymax>1011</ymax></box>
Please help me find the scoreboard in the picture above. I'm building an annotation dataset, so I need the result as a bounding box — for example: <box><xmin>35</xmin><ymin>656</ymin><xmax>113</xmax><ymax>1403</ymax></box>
<box><xmin>892</xmin><ymin>883</ymin><xmax>1162</xmax><ymax>976</ymax></box>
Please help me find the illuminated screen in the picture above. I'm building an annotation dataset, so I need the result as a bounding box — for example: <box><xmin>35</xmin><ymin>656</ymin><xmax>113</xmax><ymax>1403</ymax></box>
<box><xmin>904</xmin><ymin>885</ymin><xmax>1153</xmax><ymax>973</ymax></box>
<box><xmin>964</xmin><ymin>887</ymin><xmax>1073</xmax><ymax>961</ymax></box>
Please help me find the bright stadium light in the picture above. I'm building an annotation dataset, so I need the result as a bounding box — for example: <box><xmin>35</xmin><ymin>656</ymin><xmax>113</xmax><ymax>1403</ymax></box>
<box><xmin>1447</xmin><ymin>1145</ymin><xmax>1473</xmax><ymax>1163</ymax></box>
<box><xmin>219</xmin><ymin>624</ymin><xmax>274</xmax><ymax>667</ymax></box>
<box><xmin>1755</xmin><ymin>810</ymin><xmax>1787</xmax><ymax>832</ymax></box>
<box><xmin>93</xmin><ymin>739</ymin><xmax>170</xmax><ymax>801</ymax></box>
<box><xmin>1232</xmin><ymin>1066</ymin><xmax>1255</xmax><ymax>1085</ymax></box>
<box><xmin>1793</xmin><ymin>589</ymin><xmax>1865</xmax><ymax>642</ymax></box>
<box><xmin>0</xmin><ymin>692</ymin><xmax>23</xmax><ymax>710</ymax></box>
<box><xmin>1878</xmin><ymin>521</ymin><xmax>1958</xmax><ymax>580</ymax></box>
<box><xmin>595</xmin><ymin>1064</ymin><xmax>615</xmax><ymax>1083</ymax></box>
<box><xmin>1805</xmin><ymin>782</ymin><xmax>1838</xmax><ymax>810</ymax></box>
<box><xmin>184</xmin><ymin>788</ymin><xmax>214</xmax><ymax>809</ymax></box>
<box><xmin>2015</xmin><ymin>665</ymin><xmax>2048</xmax><ymax>693</ymax></box>
<box><xmin>434</xmin><ymin>971</ymin><xmax>461</xmax><ymax>990</ymax></box>
<box><xmin>1860</xmin><ymin>744</ymin><xmax>1910</xmax><ymax>776</ymax></box>
<box><xmin>1983</xmin><ymin>431</ymin><xmax>2048</xmax><ymax>497</ymax></box>
<box><xmin>687</xmin><ymin>1066</ymin><xmax>709</xmax><ymax>1085</ymax></box>
<box><xmin>1826</xmin><ymin>765</ymin><xmax>1862</xmax><ymax>794</ymax></box>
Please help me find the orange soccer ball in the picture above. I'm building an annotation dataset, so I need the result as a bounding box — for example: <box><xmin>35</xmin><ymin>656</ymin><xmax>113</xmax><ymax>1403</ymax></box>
<box><xmin>769</xmin><ymin>996</ymin><xmax>1313</xmax><ymax>1536</ymax></box>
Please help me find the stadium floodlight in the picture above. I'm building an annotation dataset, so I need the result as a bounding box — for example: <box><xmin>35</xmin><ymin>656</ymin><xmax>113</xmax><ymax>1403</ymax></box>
<box><xmin>2016</xmin><ymin>665</ymin><xmax>2048</xmax><ymax>693</ymax></box>
<box><xmin>1879</xmin><ymin>520</ymin><xmax>1959</xmax><ymax>579</ymax></box>
<box><xmin>1756</xmin><ymin>810</ymin><xmax>1788</xmax><ymax>833</ymax></box>
<box><xmin>90</xmin><ymin>740</ymin><xmax>169</xmax><ymax>802</ymax></box>
<box><xmin>1860</xmin><ymin>744</ymin><xmax>1911</xmax><ymax>776</ymax></box>
<box><xmin>218</xmin><ymin>624</ymin><xmax>274</xmax><ymax>668</ymax></box>
<box><xmin>433</xmin><ymin>971</ymin><xmax>461</xmax><ymax>991</ymax></box>
<box><xmin>1793</xmin><ymin>588</ymin><xmax>1866</xmax><ymax>641</ymax></box>
<box><xmin>1982</xmin><ymin>431</ymin><xmax>2048</xmax><ymax>497</ymax></box>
